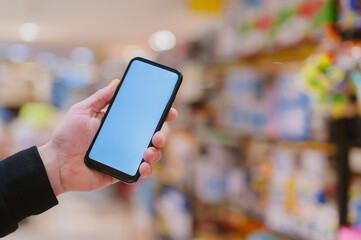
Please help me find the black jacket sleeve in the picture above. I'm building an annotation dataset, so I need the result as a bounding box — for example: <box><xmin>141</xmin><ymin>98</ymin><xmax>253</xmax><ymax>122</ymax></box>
<box><xmin>0</xmin><ymin>146</ymin><xmax>58</xmax><ymax>237</ymax></box>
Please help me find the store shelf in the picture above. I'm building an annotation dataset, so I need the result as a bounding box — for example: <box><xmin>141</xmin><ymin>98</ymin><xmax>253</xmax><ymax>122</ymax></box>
<box><xmin>205</xmin><ymin>44</ymin><xmax>317</xmax><ymax>77</ymax></box>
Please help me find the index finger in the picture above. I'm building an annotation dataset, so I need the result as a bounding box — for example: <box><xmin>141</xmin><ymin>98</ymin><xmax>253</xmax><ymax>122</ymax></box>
<box><xmin>165</xmin><ymin>108</ymin><xmax>178</xmax><ymax>122</ymax></box>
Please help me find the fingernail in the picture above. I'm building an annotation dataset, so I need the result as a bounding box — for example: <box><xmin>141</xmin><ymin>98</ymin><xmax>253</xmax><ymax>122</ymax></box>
<box><xmin>111</xmin><ymin>79</ymin><xmax>120</xmax><ymax>86</ymax></box>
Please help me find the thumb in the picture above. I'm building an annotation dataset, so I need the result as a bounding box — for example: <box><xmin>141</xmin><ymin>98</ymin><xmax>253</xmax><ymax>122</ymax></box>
<box><xmin>83</xmin><ymin>79</ymin><xmax>120</xmax><ymax>112</ymax></box>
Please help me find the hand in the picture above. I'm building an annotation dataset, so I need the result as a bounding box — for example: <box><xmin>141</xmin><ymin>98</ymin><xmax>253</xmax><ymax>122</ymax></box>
<box><xmin>38</xmin><ymin>79</ymin><xmax>178</xmax><ymax>196</ymax></box>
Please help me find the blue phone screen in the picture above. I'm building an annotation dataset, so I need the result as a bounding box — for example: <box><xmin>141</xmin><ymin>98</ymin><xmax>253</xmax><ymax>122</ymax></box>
<box><xmin>89</xmin><ymin>59</ymin><xmax>178</xmax><ymax>176</ymax></box>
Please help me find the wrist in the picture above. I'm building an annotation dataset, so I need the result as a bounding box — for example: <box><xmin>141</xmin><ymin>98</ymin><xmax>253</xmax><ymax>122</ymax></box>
<box><xmin>38</xmin><ymin>143</ymin><xmax>65</xmax><ymax>196</ymax></box>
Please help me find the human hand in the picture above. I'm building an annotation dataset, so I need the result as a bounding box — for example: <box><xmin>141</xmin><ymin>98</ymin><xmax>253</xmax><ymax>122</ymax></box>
<box><xmin>38</xmin><ymin>79</ymin><xmax>178</xmax><ymax>196</ymax></box>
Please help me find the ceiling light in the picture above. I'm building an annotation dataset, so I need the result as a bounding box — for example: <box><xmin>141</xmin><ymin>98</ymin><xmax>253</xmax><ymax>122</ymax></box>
<box><xmin>149</xmin><ymin>30</ymin><xmax>176</xmax><ymax>52</ymax></box>
<box><xmin>19</xmin><ymin>23</ymin><xmax>39</xmax><ymax>42</ymax></box>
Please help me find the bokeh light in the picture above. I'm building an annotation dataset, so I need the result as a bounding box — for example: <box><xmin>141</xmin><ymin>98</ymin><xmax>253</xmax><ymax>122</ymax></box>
<box><xmin>59</xmin><ymin>67</ymin><xmax>92</xmax><ymax>88</ymax></box>
<box><xmin>18</xmin><ymin>23</ymin><xmax>39</xmax><ymax>42</ymax></box>
<box><xmin>149</xmin><ymin>30</ymin><xmax>176</xmax><ymax>52</ymax></box>
<box><xmin>101</xmin><ymin>59</ymin><xmax>123</xmax><ymax>80</ymax></box>
<box><xmin>6</xmin><ymin>44</ymin><xmax>29</xmax><ymax>63</ymax></box>
<box><xmin>0</xmin><ymin>43</ymin><xmax>7</xmax><ymax>60</ymax></box>
<box><xmin>35</xmin><ymin>52</ymin><xmax>56</xmax><ymax>71</ymax></box>
<box><xmin>122</xmin><ymin>45</ymin><xmax>150</xmax><ymax>62</ymax></box>
<box><xmin>70</xmin><ymin>47</ymin><xmax>94</xmax><ymax>65</ymax></box>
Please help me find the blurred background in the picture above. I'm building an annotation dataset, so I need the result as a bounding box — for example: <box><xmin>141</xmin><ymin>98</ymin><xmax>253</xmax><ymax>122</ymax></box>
<box><xmin>2</xmin><ymin>0</ymin><xmax>361</xmax><ymax>239</ymax></box>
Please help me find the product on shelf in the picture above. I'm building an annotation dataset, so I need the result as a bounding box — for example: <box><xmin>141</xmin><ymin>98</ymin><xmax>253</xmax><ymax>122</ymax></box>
<box><xmin>230</xmin><ymin>0</ymin><xmax>333</xmax><ymax>57</ymax></box>
<box><xmin>155</xmin><ymin>186</ymin><xmax>192</xmax><ymax>240</ymax></box>
<box><xmin>131</xmin><ymin>179</ymin><xmax>156</xmax><ymax>240</ymax></box>
<box><xmin>221</xmin><ymin>68</ymin><xmax>267</xmax><ymax>136</ymax></box>
<box><xmin>348</xmin><ymin>177</ymin><xmax>361</xmax><ymax>227</ymax></box>
<box><xmin>220</xmin><ymin>66</ymin><xmax>313</xmax><ymax>141</ymax></box>
<box><xmin>338</xmin><ymin>0</ymin><xmax>361</xmax><ymax>39</ymax></box>
<box><xmin>274</xmin><ymin>72</ymin><xmax>311</xmax><ymax>141</ymax></box>
<box><xmin>246</xmin><ymin>231</ymin><xmax>286</xmax><ymax>240</ymax></box>
<box><xmin>265</xmin><ymin>148</ymin><xmax>338</xmax><ymax>240</ymax></box>
<box><xmin>338</xmin><ymin>226</ymin><xmax>361</xmax><ymax>240</ymax></box>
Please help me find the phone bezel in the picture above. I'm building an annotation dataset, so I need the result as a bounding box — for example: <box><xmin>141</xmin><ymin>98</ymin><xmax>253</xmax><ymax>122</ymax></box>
<box><xmin>84</xmin><ymin>57</ymin><xmax>183</xmax><ymax>183</ymax></box>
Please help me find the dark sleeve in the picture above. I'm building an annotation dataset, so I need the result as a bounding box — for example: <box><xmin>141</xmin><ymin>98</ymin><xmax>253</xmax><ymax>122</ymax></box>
<box><xmin>0</xmin><ymin>146</ymin><xmax>58</xmax><ymax>237</ymax></box>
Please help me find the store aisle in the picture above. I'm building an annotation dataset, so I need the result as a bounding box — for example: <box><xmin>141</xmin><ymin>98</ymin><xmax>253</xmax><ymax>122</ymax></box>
<box><xmin>4</xmin><ymin>186</ymin><xmax>134</xmax><ymax>240</ymax></box>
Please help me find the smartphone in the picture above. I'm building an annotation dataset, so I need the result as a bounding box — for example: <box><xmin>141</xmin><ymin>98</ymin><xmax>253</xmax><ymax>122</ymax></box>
<box><xmin>84</xmin><ymin>57</ymin><xmax>182</xmax><ymax>183</ymax></box>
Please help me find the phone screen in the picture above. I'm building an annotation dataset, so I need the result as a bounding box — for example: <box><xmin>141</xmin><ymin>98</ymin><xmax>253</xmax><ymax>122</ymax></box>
<box><xmin>88</xmin><ymin>59</ymin><xmax>180</xmax><ymax>177</ymax></box>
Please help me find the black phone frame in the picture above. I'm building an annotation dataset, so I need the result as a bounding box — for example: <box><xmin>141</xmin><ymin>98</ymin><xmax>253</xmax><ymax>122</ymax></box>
<box><xmin>84</xmin><ymin>57</ymin><xmax>183</xmax><ymax>183</ymax></box>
